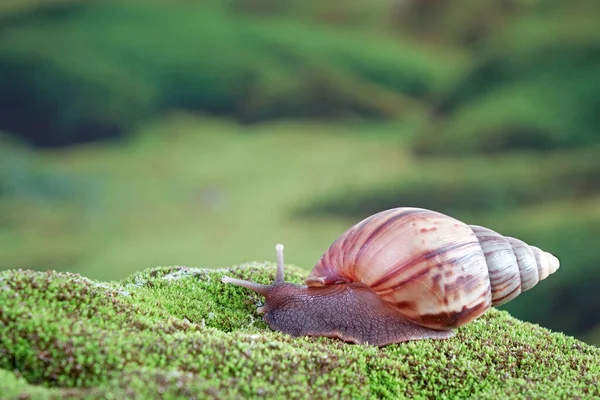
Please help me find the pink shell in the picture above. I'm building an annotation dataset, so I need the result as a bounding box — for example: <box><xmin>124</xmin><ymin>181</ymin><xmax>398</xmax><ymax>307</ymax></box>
<box><xmin>306</xmin><ymin>207</ymin><xmax>559</xmax><ymax>330</ymax></box>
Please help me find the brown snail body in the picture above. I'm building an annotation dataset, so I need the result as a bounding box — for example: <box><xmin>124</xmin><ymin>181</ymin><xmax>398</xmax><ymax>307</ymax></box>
<box><xmin>222</xmin><ymin>207</ymin><xmax>560</xmax><ymax>346</ymax></box>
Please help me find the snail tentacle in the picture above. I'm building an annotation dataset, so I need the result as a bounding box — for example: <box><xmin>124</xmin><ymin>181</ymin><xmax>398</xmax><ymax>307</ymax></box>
<box><xmin>221</xmin><ymin>276</ymin><xmax>270</xmax><ymax>296</ymax></box>
<box><xmin>274</xmin><ymin>243</ymin><xmax>285</xmax><ymax>283</ymax></box>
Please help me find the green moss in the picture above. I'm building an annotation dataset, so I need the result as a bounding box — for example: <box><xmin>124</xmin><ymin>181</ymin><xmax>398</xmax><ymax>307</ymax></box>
<box><xmin>1</xmin><ymin>264</ymin><xmax>598</xmax><ymax>399</ymax></box>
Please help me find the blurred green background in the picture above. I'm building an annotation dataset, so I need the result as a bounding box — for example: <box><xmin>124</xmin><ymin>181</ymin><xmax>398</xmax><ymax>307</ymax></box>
<box><xmin>1</xmin><ymin>0</ymin><xmax>599</xmax><ymax>346</ymax></box>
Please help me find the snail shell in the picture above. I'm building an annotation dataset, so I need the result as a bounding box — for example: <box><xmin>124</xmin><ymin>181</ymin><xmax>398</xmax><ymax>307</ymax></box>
<box><xmin>305</xmin><ymin>207</ymin><xmax>560</xmax><ymax>330</ymax></box>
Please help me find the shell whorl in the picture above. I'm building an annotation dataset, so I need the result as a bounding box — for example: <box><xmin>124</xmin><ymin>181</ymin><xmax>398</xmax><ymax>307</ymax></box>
<box><xmin>469</xmin><ymin>225</ymin><xmax>560</xmax><ymax>306</ymax></box>
<box><xmin>307</xmin><ymin>207</ymin><xmax>560</xmax><ymax>330</ymax></box>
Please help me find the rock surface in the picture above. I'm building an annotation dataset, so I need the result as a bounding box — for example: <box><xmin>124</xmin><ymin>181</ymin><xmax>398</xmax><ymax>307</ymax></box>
<box><xmin>0</xmin><ymin>263</ymin><xmax>599</xmax><ymax>399</ymax></box>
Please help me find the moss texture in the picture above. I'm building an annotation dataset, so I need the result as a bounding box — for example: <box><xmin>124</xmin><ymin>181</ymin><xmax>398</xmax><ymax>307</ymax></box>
<box><xmin>0</xmin><ymin>263</ymin><xmax>599</xmax><ymax>399</ymax></box>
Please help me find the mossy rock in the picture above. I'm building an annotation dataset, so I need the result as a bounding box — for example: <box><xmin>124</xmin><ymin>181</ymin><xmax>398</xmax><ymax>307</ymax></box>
<box><xmin>0</xmin><ymin>264</ymin><xmax>598</xmax><ymax>399</ymax></box>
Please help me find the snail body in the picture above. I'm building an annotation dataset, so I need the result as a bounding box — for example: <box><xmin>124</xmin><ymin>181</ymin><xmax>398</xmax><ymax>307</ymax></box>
<box><xmin>222</xmin><ymin>207</ymin><xmax>560</xmax><ymax>346</ymax></box>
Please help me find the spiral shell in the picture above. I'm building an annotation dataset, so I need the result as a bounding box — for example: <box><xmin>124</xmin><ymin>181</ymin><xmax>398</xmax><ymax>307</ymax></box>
<box><xmin>305</xmin><ymin>207</ymin><xmax>560</xmax><ymax>330</ymax></box>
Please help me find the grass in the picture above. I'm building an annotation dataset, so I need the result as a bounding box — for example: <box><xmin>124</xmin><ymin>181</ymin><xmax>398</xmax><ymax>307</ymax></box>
<box><xmin>0</xmin><ymin>115</ymin><xmax>414</xmax><ymax>281</ymax></box>
<box><xmin>301</xmin><ymin>145</ymin><xmax>600</xmax><ymax>219</ymax></box>
<box><xmin>0</xmin><ymin>263</ymin><xmax>599</xmax><ymax>398</ymax></box>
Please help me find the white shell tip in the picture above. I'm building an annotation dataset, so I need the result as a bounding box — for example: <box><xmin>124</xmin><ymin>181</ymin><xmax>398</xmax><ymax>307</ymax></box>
<box><xmin>547</xmin><ymin>253</ymin><xmax>560</xmax><ymax>274</ymax></box>
<box><xmin>276</xmin><ymin>243</ymin><xmax>284</xmax><ymax>251</ymax></box>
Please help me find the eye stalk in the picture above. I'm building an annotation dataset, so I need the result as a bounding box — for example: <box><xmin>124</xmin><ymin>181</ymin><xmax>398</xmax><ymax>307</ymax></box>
<box><xmin>274</xmin><ymin>243</ymin><xmax>285</xmax><ymax>283</ymax></box>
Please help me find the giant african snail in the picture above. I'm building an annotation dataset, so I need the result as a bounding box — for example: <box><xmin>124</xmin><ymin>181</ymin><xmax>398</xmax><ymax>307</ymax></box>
<box><xmin>222</xmin><ymin>207</ymin><xmax>560</xmax><ymax>346</ymax></box>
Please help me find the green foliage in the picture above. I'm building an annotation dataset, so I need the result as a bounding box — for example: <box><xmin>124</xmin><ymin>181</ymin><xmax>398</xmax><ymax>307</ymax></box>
<box><xmin>0</xmin><ymin>1</ymin><xmax>454</xmax><ymax>146</ymax></box>
<box><xmin>0</xmin><ymin>133</ymin><xmax>86</xmax><ymax>203</ymax></box>
<box><xmin>414</xmin><ymin>12</ymin><xmax>600</xmax><ymax>154</ymax></box>
<box><xmin>388</xmin><ymin>0</ymin><xmax>526</xmax><ymax>44</ymax></box>
<box><xmin>0</xmin><ymin>116</ymin><xmax>412</xmax><ymax>279</ymax></box>
<box><xmin>1</xmin><ymin>265</ymin><xmax>599</xmax><ymax>398</ymax></box>
<box><xmin>300</xmin><ymin>147</ymin><xmax>600</xmax><ymax>218</ymax></box>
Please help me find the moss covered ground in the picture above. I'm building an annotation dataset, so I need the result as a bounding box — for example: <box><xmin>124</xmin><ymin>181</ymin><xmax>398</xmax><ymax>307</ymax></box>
<box><xmin>0</xmin><ymin>263</ymin><xmax>599</xmax><ymax>399</ymax></box>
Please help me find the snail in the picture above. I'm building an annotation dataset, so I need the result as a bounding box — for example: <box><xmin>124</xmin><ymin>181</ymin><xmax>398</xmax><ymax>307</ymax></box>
<box><xmin>222</xmin><ymin>207</ymin><xmax>560</xmax><ymax>346</ymax></box>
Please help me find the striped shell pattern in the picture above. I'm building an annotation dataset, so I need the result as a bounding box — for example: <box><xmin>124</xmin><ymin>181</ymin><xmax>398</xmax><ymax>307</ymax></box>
<box><xmin>305</xmin><ymin>207</ymin><xmax>560</xmax><ymax>330</ymax></box>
